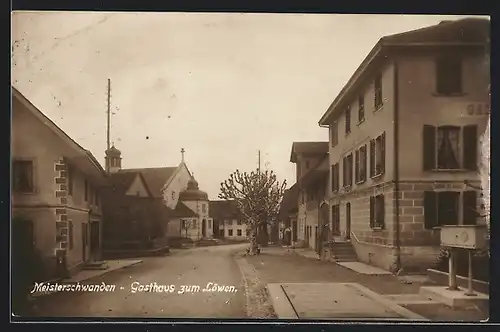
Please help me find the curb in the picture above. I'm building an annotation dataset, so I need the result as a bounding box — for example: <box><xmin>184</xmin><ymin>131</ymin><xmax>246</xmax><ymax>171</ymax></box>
<box><xmin>266</xmin><ymin>284</ymin><xmax>298</xmax><ymax>319</ymax></box>
<box><xmin>234</xmin><ymin>256</ymin><xmax>252</xmax><ymax>318</ymax></box>
<box><xmin>31</xmin><ymin>260</ymin><xmax>143</xmax><ymax>299</ymax></box>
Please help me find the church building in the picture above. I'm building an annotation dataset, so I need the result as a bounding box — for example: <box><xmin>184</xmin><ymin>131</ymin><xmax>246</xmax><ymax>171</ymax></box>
<box><xmin>101</xmin><ymin>147</ymin><xmax>213</xmax><ymax>252</ymax></box>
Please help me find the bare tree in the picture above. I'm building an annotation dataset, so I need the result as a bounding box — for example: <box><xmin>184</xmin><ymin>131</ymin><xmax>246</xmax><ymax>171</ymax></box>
<box><xmin>219</xmin><ymin>168</ymin><xmax>287</xmax><ymax>255</ymax></box>
<box><xmin>181</xmin><ymin>219</ymin><xmax>194</xmax><ymax>239</ymax></box>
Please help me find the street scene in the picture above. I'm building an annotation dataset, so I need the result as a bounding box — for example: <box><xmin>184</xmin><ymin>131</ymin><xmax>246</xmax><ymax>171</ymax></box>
<box><xmin>11</xmin><ymin>12</ymin><xmax>490</xmax><ymax>322</ymax></box>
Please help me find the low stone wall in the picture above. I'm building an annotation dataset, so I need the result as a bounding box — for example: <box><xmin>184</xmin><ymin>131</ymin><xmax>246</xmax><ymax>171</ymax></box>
<box><xmin>426</xmin><ymin>268</ymin><xmax>489</xmax><ymax>294</ymax></box>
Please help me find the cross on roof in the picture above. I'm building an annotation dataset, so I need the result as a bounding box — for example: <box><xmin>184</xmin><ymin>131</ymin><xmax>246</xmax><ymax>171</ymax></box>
<box><xmin>181</xmin><ymin>148</ymin><xmax>185</xmax><ymax>162</ymax></box>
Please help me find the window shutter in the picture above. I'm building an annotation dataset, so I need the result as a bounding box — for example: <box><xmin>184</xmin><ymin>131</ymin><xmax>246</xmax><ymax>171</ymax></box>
<box><xmin>335</xmin><ymin>164</ymin><xmax>339</xmax><ymax>191</ymax></box>
<box><xmin>380</xmin><ymin>132</ymin><xmax>386</xmax><ymax>174</ymax></box>
<box><xmin>369</xmin><ymin>140</ymin><xmax>375</xmax><ymax>177</ymax></box>
<box><xmin>423</xmin><ymin>125</ymin><xmax>436</xmax><ymax>171</ymax></box>
<box><xmin>369</xmin><ymin>196</ymin><xmax>375</xmax><ymax>228</ymax></box>
<box><xmin>379</xmin><ymin>195</ymin><xmax>385</xmax><ymax>228</ymax></box>
<box><xmin>423</xmin><ymin>191</ymin><xmax>438</xmax><ymax>229</ymax></box>
<box><xmin>331</xmin><ymin>165</ymin><xmax>335</xmax><ymax>192</ymax></box>
<box><xmin>342</xmin><ymin>158</ymin><xmax>346</xmax><ymax>187</ymax></box>
<box><xmin>362</xmin><ymin>145</ymin><xmax>367</xmax><ymax>181</ymax></box>
<box><xmin>463</xmin><ymin>125</ymin><xmax>478</xmax><ymax>171</ymax></box>
<box><xmin>463</xmin><ymin>190</ymin><xmax>478</xmax><ymax>225</ymax></box>
<box><xmin>355</xmin><ymin>150</ymin><xmax>360</xmax><ymax>183</ymax></box>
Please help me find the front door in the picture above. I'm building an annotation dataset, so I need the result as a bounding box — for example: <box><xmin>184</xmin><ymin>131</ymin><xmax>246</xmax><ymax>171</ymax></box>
<box><xmin>90</xmin><ymin>221</ymin><xmax>100</xmax><ymax>261</ymax></box>
<box><xmin>202</xmin><ymin>219</ymin><xmax>206</xmax><ymax>237</ymax></box>
<box><xmin>292</xmin><ymin>219</ymin><xmax>297</xmax><ymax>242</ymax></box>
<box><xmin>346</xmin><ymin>203</ymin><xmax>351</xmax><ymax>240</ymax></box>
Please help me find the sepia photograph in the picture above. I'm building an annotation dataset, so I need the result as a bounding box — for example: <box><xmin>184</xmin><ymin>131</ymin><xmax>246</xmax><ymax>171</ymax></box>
<box><xmin>11</xmin><ymin>12</ymin><xmax>490</xmax><ymax>322</ymax></box>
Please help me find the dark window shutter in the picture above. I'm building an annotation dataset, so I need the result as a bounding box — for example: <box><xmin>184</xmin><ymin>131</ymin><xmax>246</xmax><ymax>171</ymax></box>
<box><xmin>331</xmin><ymin>165</ymin><xmax>335</xmax><ymax>192</ymax></box>
<box><xmin>423</xmin><ymin>125</ymin><xmax>436</xmax><ymax>171</ymax></box>
<box><xmin>362</xmin><ymin>145</ymin><xmax>367</xmax><ymax>181</ymax></box>
<box><xmin>380</xmin><ymin>132</ymin><xmax>386</xmax><ymax>174</ymax></box>
<box><xmin>463</xmin><ymin>190</ymin><xmax>478</xmax><ymax>225</ymax></box>
<box><xmin>424</xmin><ymin>191</ymin><xmax>438</xmax><ymax>229</ymax></box>
<box><xmin>369</xmin><ymin>196</ymin><xmax>375</xmax><ymax>228</ymax></box>
<box><xmin>342</xmin><ymin>158</ymin><xmax>346</xmax><ymax>187</ymax></box>
<box><xmin>463</xmin><ymin>125</ymin><xmax>478</xmax><ymax>171</ymax></box>
<box><xmin>355</xmin><ymin>150</ymin><xmax>360</xmax><ymax>183</ymax></box>
<box><xmin>369</xmin><ymin>140</ymin><xmax>375</xmax><ymax>177</ymax></box>
<box><xmin>379</xmin><ymin>195</ymin><xmax>385</xmax><ymax>228</ymax></box>
<box><xmin>335</xmin><ymin>164</ymin><xmax>339</xmax><ymax>191</ymax></box>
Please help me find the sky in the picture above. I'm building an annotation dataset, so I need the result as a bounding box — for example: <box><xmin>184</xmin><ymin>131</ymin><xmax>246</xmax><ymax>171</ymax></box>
<box><xmin>11</xmin><ymin>12</ymin><xmax>484</xmax><ymax>199</ymax></box>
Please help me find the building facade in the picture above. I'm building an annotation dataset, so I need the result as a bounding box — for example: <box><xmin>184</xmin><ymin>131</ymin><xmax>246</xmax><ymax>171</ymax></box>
<box><xmin>12</xmin><ymin>87</ymin><xmax>108</xmax><ymax>279</ymax></box>
<box><xmin>290</xmin><ymin>142</ymin><xmax>329</xmax><ymax>250</ymax></box>
<box><xmin>318</xmin><ymin>18</ymin><xmax>490</xmax><ymax>272</ymax></box>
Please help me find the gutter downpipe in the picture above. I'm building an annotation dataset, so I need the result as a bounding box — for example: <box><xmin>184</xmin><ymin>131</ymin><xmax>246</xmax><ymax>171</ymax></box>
<box><xmin>394</xmin><ymin>60</ymin><xmax>402</xmax><ymax>272</ymax></box>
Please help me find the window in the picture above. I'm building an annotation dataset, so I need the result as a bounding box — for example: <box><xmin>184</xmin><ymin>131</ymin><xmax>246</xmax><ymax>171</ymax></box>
<box><xmin>237</xmin><ymin>219</ymin><xmax>242</xmax><ymax>225</ymax></box>
<box><xmin>369</xmin><ymin>194</ymin><xmax>385</xmax><ymax>229</ymax></box>
<box><xmin>68</xmin><ymin>220</ymin><xmax>74</xmax><ymax>250</ymax></box>
<box><xmin>68</xmin><ymin>165</ymin><xmax>73</xmax><ymax>196</ymax></box>
<box><xmin>84</xmin><ymin>180</ymin><xmax>88</xmax><ymax>201</ymax></box>
<box><xmin>345</xmin><ymin>106</ymin><xmax>351</xmax><ymax>135</ymax></box>
<box><xmin>246</xmin><ymin>229</ymin><xmax>250</xmax><ymax>236</ymax></box>
<box><xmin>374</xmin><ymin>73</ymin><xmax>383</xmax><ymax>109</ymax></box>
<box><xmin>13</xmin><ymin>160</ymin><xmax>34</xmax><ymax>193</ymax></box>
<box><xmin>423</xmin><ymin>125</ymin><xmax>477</xmax><ymax>171</ymax></box>
<box><xmin>331</xmin><ymin>163</ymin><xmax>339</xmax><ymax>192</ymax></box>
<box><xmin>370</xmin><ymin>132</ymin><xmax>386</xmax><ymax>178</ymax></box>
<box><xmin>358</xmin><ymin>95</ymin><xmax>365</xmax><ymax>122</ymax></box>
<box><xmin>181</xmin><ymin>219</ymin><xmax>186</xmax><ymax>229</ymax></box>
<box><xmin>331</xmin><ymin>121</ymin><xmax>338</xmax><ymax>147</ymax></box>
<box><xmin>424</xmin><ymin>191</ymin><xmax>477</xmax><ymax>228</ymax></box>
<box><xmin>202</xmin><ymin>204</ymin><xmax>206</xmax><ymax>213</ymax></box>
<box><xmin>436</xmin><ymin>56</ymin><xmax>462</xmax><ymax>95</ymax></box>
<box><xmin>355</xmin><ymin>145</ymin><xmax>368</xmax><ymax>184</ymax></box>
<box><xmin>237</xmin><ymin>229</ymin><xmax>242</xmax><ymax>236</ymax></box>
<box><xmin>305</xmin><ymin>160</ymin><xmax>310</xmax><ymax>169</ymax></box>
<box><xmin>228</xmin><ymin>229</ymin><xmax>233</xmax><ymax>236</ymax></box>
<box><xmin>342</xmin><ymin>153</ymin><xmax>353</xmax><ymax>187</ymax></box>
<box><xmin>209</xmin><ymin>220</ymin><xmax>212</xmax><ymax>228</ymax></box>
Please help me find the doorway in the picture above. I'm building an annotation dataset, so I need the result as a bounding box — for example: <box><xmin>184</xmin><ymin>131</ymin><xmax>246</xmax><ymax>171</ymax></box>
<box><xmin>90</xmin><ymin>221</ymin><xmax>100</xmax><ymax>261</ymax></box>
<box><xmin>81</xmin><ymin>223</ymin><xmax>87</xmax><ymax>263</ymax></box>
<box><xmin>346</xmin><ymin>202</ymin><xmax>351</xmax><ymax>240</ymax></box>
<box><xmin>292</xmin><ymin>219</ymin><xmax>297</xmax><ymax>242</ymax></box>
<box><xmin>202</xmin><ymin>219</ymin><xmax>206</xmax><ymax>237</ymax></box>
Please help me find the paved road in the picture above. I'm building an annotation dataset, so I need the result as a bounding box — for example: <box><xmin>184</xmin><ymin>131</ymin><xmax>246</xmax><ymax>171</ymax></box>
<box><xmin>32</xmin><ymin>244</ymin><xmax>247</xmax><ymax>319</ymax></box>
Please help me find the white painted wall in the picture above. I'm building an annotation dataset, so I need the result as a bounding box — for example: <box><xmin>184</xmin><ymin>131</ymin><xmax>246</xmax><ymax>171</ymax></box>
<box><xmin>163</xmin><ymin>163</ymin><xmax>191</xmax><ymax>209</ymax></box>
<box><xmin>182</xmin><ymin>200</ymin><xmax>213</xmax><ymax>239</ymax></box>
<box><xmin>223</xmin><ymin>219</ymin><xmax>247</xmax><ymax>240</ymax></box>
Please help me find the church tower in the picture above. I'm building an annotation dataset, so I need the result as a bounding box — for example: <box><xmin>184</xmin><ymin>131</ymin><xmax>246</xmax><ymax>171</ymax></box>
<box><xmin>105</xmin><ymin>145</ymin><xmax>122</xmax><ymax>173</ymax></box>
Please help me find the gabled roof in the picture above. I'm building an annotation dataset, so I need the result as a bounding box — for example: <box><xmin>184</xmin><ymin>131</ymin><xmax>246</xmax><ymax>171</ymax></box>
<box><xmin>209</xmin><ymin>200</ymin><xmax>240</xmax><ymax>220</ymax></box>
<box><xmin>318</xmin><ymin>18</ymin><xmax>490</xmax><ymax>126</ymax></box>
<box><xmin>12</xmin><ymin>86</ymin><xmax>108</xmax><ymax>184</ymax></box>
<box><xmin>106</xmin><ymin>171</ymin><xmax>153</xmax><ymax>197</ymax></box>
<box><xmin>290</xmin><ymin>142</ymin><xmax>329</xmax><ymax>163</ymax></box>
<box><xmin>119</xmin><ymin>167</ymin><xmax>177</xmax><ymax>198</ymax></box>
<box><xmin>300</xmin><ymin>154</ymin><xmax>330</xmax><ymax>188</ymax></box>
<box><xmin>170</xmin><ymin>202</ymin><xmax>198</xmax><ymax>218</ymax></box>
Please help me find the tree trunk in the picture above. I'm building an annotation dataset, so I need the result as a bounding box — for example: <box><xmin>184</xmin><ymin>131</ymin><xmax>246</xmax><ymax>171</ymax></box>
<box><xmin>247</xmin><ymin>226</ymin><xmax>259</xmax><ymax>255</ymax></box>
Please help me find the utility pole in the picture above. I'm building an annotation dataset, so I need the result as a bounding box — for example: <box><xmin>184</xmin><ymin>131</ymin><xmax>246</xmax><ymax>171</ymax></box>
<box><xmin>258</xmin><ymin>150</ymin><xmax>261</xmax><ymax>173</ymax></box>
<box><xmin>106</xmin><ymin>78</ymin><xmax>111</xmax><ymax>151</ymax></box>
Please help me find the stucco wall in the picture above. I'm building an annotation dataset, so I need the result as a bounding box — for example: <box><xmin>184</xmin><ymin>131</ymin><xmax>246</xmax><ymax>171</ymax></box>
<box><xmin>163</xmin><ymin>164</ymin><xmax>191</xmax><ymax>209</ymax></box>
<box><xmin>397</xmin><ymin>53</ymin><xmax>489</xmax><ymax>182</ymax></box>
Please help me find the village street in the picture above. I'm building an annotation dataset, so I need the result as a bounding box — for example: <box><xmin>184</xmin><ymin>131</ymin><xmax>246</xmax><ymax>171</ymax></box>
<box><xmin>29</xmin><ymin>243</ymin><xmax>488</xmax><ymax>321</ymax></box>
<box><xmin>32</xmin><ymin>244</ymin><xmax>248</xmax><ymax>319</ymax></box>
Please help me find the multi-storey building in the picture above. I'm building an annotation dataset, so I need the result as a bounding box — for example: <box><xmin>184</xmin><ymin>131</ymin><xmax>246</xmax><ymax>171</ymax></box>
<box><xmin>317</xmin><ymin>18</ymin><xmax>490</xmax><ymax>272</ymax></box>
<box><xmin>290</xmin><ymin>142</ymin><xmax>330</xmax><ymax>251</ymax></box>
<box><xmin>12</xmin><ymin>87</ymin><xmax>108</xmax><ymax>279</ymax></box>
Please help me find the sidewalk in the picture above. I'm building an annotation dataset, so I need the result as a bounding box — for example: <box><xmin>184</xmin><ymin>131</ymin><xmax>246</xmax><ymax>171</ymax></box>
<box><xmin>246</xmin><ymin>247</ymin><xmax>488</xmax><ymax>321</ymax></box>
<box><xmin>31</xmin><ymin>259</ymin><xmax>143</xmax><ymax>298</ymax></box>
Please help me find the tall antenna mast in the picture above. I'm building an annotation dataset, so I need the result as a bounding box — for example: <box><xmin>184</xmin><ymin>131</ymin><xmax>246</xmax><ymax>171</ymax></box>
<box><xmin>106</xmin><ymin>78</ymin><xmax>111</xmax><ymax>151</ymax></box>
